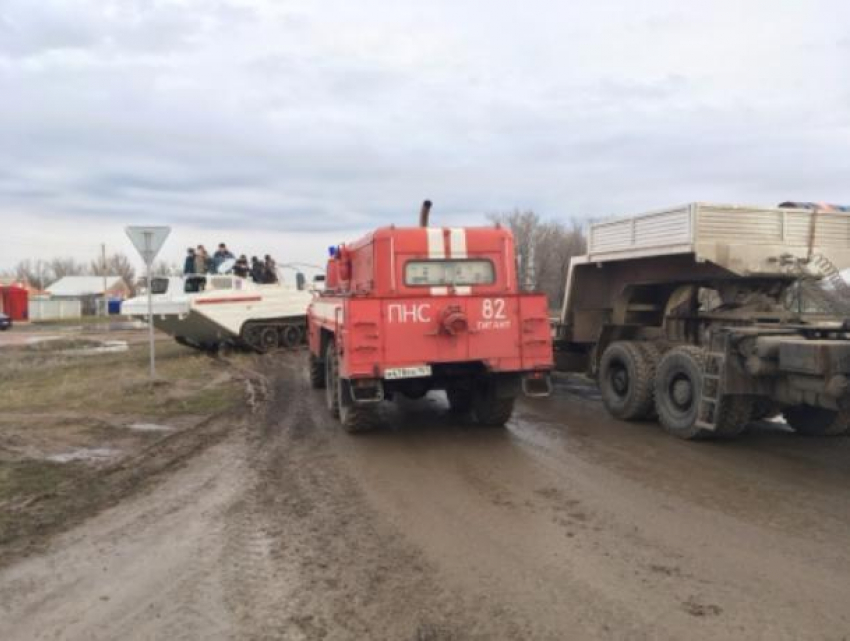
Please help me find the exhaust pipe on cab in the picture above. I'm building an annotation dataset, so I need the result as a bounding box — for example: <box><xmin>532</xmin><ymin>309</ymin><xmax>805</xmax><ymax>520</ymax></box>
<box><xmin>419</xmin><ymin>200</ymin><xmax>433</xmax><ymax>227</ymax></box>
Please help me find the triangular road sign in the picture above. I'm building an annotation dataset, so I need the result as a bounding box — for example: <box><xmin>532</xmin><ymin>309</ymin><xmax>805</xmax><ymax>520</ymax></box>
<box><xmin>125</xmin><ymin>226</ymin><xmax>171</xmax><ymax>265</ymax></box>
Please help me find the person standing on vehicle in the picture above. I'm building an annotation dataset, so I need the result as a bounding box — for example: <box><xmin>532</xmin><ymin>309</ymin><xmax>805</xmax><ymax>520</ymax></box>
<box><xmin>184</xmin><ymin>248</ymin><xmax>195</xmax><ymax>275</ymax></box>
<box><xmin>233</xmin><ymin>255</ymin><xmax>250</xmax><ymax>278</ymax></box>
<box><xmin>194</xmin><ymin>245</ymin><xmax>208</xmax><ymax>274</ymax></box>
<box><xmin>213</xmin><ymin>243</ymin><xmax>235</xmax><ymax>272</ymax></box>
<box><xmin>250</xmin><ymin>256</ymin><xmax>264</xmax><ymax>283</ymax></box>
<box><xmin>264</xmin><ymin>254</ymin><xmax>278</xmax><ymax>284</ymax></box>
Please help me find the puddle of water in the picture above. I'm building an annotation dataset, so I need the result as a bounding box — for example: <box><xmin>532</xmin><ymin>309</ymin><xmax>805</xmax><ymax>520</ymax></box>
<box><xmin>126</xmin><ymin>422</ymin><xmax>174</xmax><ymax>432</ymax></box>
<box><xmin>81</xmin><ymin>321</ymin><xmax>146</xmax><ymax>332</ymax></box>
<box><xmin>25</xmin><ymin>335</ymin><xmax>62</xmax><ymax>345</ymax></box>
<box><xmin>47</xmin><ymin>447</ymin><xmax>120</xmax><ymax>463</ymax></box>
<box><xmin>61</xmin><ymin>340</ymin><xmax>129</xmax><ymax>356</ymax></box>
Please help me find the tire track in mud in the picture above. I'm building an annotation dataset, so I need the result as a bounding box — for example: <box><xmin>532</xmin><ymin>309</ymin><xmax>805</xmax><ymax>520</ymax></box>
<box><xmin>222</xmin><ymin>355</ymin><xmax>526</xmax><ymax>640</ymax></box>
<box><xmin>0</xmin><ymin>433</ymin><xmax>245</xmax><ymax>640</ymax></box>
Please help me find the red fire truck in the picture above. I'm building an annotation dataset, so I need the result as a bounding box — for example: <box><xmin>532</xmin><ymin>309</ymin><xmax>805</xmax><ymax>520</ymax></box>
<box><xmin>307</xmin><ymin>201</ymin><xmax>553</xmax><ymax>432</ymax></box>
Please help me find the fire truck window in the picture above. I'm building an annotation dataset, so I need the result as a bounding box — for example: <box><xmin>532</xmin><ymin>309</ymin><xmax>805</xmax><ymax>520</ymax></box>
<box><xmin>404</xmin><ymin>260</ymin><xmax>495</xmax><ymax>286</ymax></box>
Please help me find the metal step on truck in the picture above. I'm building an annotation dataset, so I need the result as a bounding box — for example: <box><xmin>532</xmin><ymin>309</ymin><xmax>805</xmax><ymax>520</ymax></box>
<box><xmin>307</xmin><ymin>201</ymin><xmax>553</xmax><ymax>433</ymax></box>
<box><xmin>554</xmin><ymin>201</ymin><xmax>850</xmax><ymax>439</ymax></box>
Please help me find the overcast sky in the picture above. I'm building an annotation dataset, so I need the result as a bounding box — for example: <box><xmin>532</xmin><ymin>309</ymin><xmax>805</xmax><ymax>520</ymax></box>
<box><xmin>1</xmin><ymin>0</ymin><xmax>849</xmax><ymax>273</ymax></box>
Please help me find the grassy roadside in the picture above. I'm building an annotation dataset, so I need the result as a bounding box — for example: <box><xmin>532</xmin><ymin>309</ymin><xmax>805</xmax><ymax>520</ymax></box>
<box><xmin>0</xmin><ymin>340</ymin><xmax>241</xmax><ymax>415</ymax></box>
<box><xmin>0</xmin><ymin>335</ymin><xmax>252</xmax><ymax>559</ymax></box>
<box><xmin>27</xmin><ymin>315</ymin><xmax>132</xmax><ymax>327</ymax></box>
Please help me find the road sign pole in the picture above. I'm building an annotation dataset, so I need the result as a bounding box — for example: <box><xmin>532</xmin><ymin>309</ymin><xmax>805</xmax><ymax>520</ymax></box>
<box><xmin>125</xmin><ymin>225</ymin><xmax>171</xmax><ymax>382</ymax></box>
<box><xmin>145</xmin><ymin>233</ymin><xmax>156</xmax><ymax>378</ymax></box>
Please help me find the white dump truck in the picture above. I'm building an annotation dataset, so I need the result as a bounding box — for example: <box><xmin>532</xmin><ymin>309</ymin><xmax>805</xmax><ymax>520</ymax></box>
<box><xmin>554</xmin><ymin>202</ymin><xmax>850</xmax><ymax>439</ymax></box>
<box><xmin>122</xmin><ymin>271</ymin><xmax>314</xmax><ymax>352</ymax></box>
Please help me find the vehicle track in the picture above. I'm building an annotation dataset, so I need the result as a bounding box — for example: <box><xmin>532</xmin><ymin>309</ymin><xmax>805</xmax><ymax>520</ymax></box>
<box><xmin>2</xmin><ymin>354</ymin><xmax>850</xmax><ymax>639</ymax></box>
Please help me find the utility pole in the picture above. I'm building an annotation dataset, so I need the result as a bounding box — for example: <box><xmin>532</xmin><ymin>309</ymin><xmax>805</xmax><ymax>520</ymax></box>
<box><xmin>101</xmin><ymin>243</ymin><xmax>108</xmax><ymax>317</ymax></box>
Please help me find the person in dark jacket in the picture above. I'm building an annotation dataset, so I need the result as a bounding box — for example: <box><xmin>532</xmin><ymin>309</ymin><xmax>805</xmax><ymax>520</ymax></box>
<box><xmin>213</xmin><ymin>243</ymin><xmax>235</xmax><ymax>272</ymax></box>
<box><xmin>264</xmin><ymin>254</ymin><xmax>278</xmax><ymax>284</ymax></box>
<box><xmin>250</xmin><ymin>256</ymin><xmax>264</xmax><ymax>283</ymax></box>
<box><xmin>233</xmin><ymin>255</ymin><xmax>250</xmax><ymax>278</ymax></box>
<box><xmin>183</xmin><ymin>248</ymin><xmax>195</xmax><ymax>275</ymax></box>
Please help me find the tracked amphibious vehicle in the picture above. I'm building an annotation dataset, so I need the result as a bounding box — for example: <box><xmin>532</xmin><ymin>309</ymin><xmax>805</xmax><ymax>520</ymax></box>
<box><xmin>122</xmin><ymin>271</ymin><xmax>313</xmax><ymax>352</ymax></box>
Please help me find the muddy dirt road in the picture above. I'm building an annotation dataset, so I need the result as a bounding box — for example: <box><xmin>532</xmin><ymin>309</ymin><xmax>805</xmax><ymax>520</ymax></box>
<box><xmin>2</xmin><ymin>355</ymin><xmax>850</xmax><ymax>640</ymax></box>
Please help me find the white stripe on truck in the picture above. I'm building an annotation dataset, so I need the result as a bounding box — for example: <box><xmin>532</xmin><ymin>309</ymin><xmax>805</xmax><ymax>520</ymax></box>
<box><xmin>449</xmin><ymin>228</ymin><xmax>467</xmax><ymax>258</ymax></box>
<box><xmin>427</xmin><ymin>228</ymin><xmax>446</xmax><ymax>295</ymax></box>
<box><xmin>426</xmin><ymin>228</ymin><xmax>445</xmax><ymax>259</ymax></box>
<box><xmin>449</xmin><ymin>228</ymin><xmax>470</xmax><ymax>294</ymax></box>
<box><xmin>425</xmin><ymin>227</ymin><xmax>472</xmax><ymax>295</ymax></box>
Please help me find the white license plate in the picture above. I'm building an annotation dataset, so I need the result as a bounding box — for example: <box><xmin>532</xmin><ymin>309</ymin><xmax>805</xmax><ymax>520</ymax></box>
<box><xmin>384</xmin><ymin>365</ymin><xmax>432</xmax><ymax>380</ymax></box>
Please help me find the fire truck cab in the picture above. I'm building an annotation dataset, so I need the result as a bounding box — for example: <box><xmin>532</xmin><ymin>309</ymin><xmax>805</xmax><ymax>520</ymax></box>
<box><xmin>307</xmin><ymin>202</ymin><xmax>553</xmax><ymax>432</ymax></box>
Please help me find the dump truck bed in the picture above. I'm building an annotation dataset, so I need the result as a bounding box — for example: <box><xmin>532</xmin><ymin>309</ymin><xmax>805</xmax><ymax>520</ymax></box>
<box><xmin>587</xmin><ymin>203</ymin><xmax>850</xmax><ymax>274</ymax></box>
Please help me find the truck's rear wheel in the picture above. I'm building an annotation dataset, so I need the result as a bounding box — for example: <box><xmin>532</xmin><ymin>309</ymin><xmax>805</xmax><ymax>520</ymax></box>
<box><xmin>784</xmin><ymin>405</ymin><xmax>850</xmax><ymax>436</ymax></box>
<box><xmin>309</xmin><ymin>353</ymin><xmax>325</xmax><ymax>389</ymax></box>
<box><xmin>712</xmin><ymin>396</ymin><xmax>754</xmax><ymax>439</ymax></box>
<box><xmin>338</xmin><ymin>380</ymin><xmax>379</xmax><ymax>434</ymax></box>
<box><xmin>655</xmin><ymin>346</ymin><xmax>711</xmax><ymax>440</ymax></box>
<box><xmin>446</xmin><ymin>386</ymin><xmax>473</xmax><ymax>413</ymax></box>
<box><xmin>599</xmin><ymin>341</ymin><xmax>657</xmax><ymax>421</ymax></box>
<box><xmin>655</xmin><ymin>346</ymin><xmax>751</xmax><ymax>440</ymax></box>
<box><xmin>324</xmin><ymin>340</ymin><xmax>339</xmax><ymax>418</ymax></box>
<box><xmin>472</xmin><ymin>379</ymin><xmax>515</xmax><ymax>427</ymax></box>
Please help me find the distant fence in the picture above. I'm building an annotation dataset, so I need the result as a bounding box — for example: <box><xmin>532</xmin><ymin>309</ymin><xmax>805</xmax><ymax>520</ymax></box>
<box><xmin>29</xmin><ymin>299</ymin><xmax>82</xmax><ymax>321</ymax></box>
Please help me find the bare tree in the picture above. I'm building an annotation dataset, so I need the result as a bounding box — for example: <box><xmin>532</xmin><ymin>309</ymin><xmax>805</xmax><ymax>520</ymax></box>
<box><xmin>488</xmin><ymin>210</ymin><xmax>586</xmax><ymax>309</ymax></box>
<box><xmin>151</xmin><ymin>261</ymin><xmax>176</xmax><ymax>277</ymax></box>
<box><xmin>50</xmin><ymin>257</ymin><xmax>87</xmax><ymax>280</ymax></box>
<box><xmin>90</xmin><ymin>253</ymin><xmax>137</xmax><ymax>294</ymax></box>
<box><xmin>6</xmin><ymin>259</ymin><xmax>54</xmax><ymax>290</ymax></box>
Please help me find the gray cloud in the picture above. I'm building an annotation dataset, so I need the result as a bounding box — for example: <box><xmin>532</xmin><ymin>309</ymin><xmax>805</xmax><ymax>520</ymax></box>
<box><xmin>1</xmin><ymin>0</ymin><xmax>850</xmax><ymax>270</ymax></box>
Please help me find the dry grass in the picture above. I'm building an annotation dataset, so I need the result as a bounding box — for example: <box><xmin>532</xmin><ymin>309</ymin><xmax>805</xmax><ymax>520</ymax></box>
<box><xmin>0</xmin><ymin>340</ymin><xmax>242</xmax><ymax>417</ymax></box>
<box><xmin>0</xmin><ymin>336</ymin><xmax>251</xmax><ymax>544</ymax></box>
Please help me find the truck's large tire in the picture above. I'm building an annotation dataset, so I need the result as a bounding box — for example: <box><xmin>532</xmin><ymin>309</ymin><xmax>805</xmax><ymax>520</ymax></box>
<box><xmin>471</xmin><ymin>379</ymin><xmax>515</xmax><ymax>427</ymax></box>
<box><xmin>446</xmin><ymin>386</ymin><xmax>473</xmax><ymax>413</ymax></box>
<box><xmin>338</xmin><ymin>380</ymin><xmax>379</xmax><ymax>434</ymax></box>
<box><xmin>713</xmin><ymin>396</ymin><xmax>754</xmax><ymax>439</ymax></box>
<box><xmin>655</xmin><ymin>346</ymin><xmax>710</xmax><ymax>440</ymax></box>
<box><xmin>654</xmin><ymin>346</ymin><xmax>752</xmax><ymax>440</ymax></box>
<box><xmin>309</xmin><ymin>353</ymin><xmax>325</xmax><ymax>389</ymax></box>
<box><xmin>324</xmin><ymin>340</ymin><xmax>339</xmax><ymax>418</ymax></box>
<box><xmin>636</xmin><ymin>342</ymin><xmax>664</xmax><ymax>419</ymax></box>
<box><xmin>599</xmin><ymin>341</ymin><xmax>657</xmax><ymax>421</ymax></box>
<box><xmin>783</xmin><ymin>405</ymin><xmax>850</xmax><ymax>436</ymax></box>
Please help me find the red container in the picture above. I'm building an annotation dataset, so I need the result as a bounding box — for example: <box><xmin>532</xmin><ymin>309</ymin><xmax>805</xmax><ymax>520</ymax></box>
<box><xmin>0</xmin><ymin>286</ymin><xmax>28</xmax><ymax>321</ymax></box>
